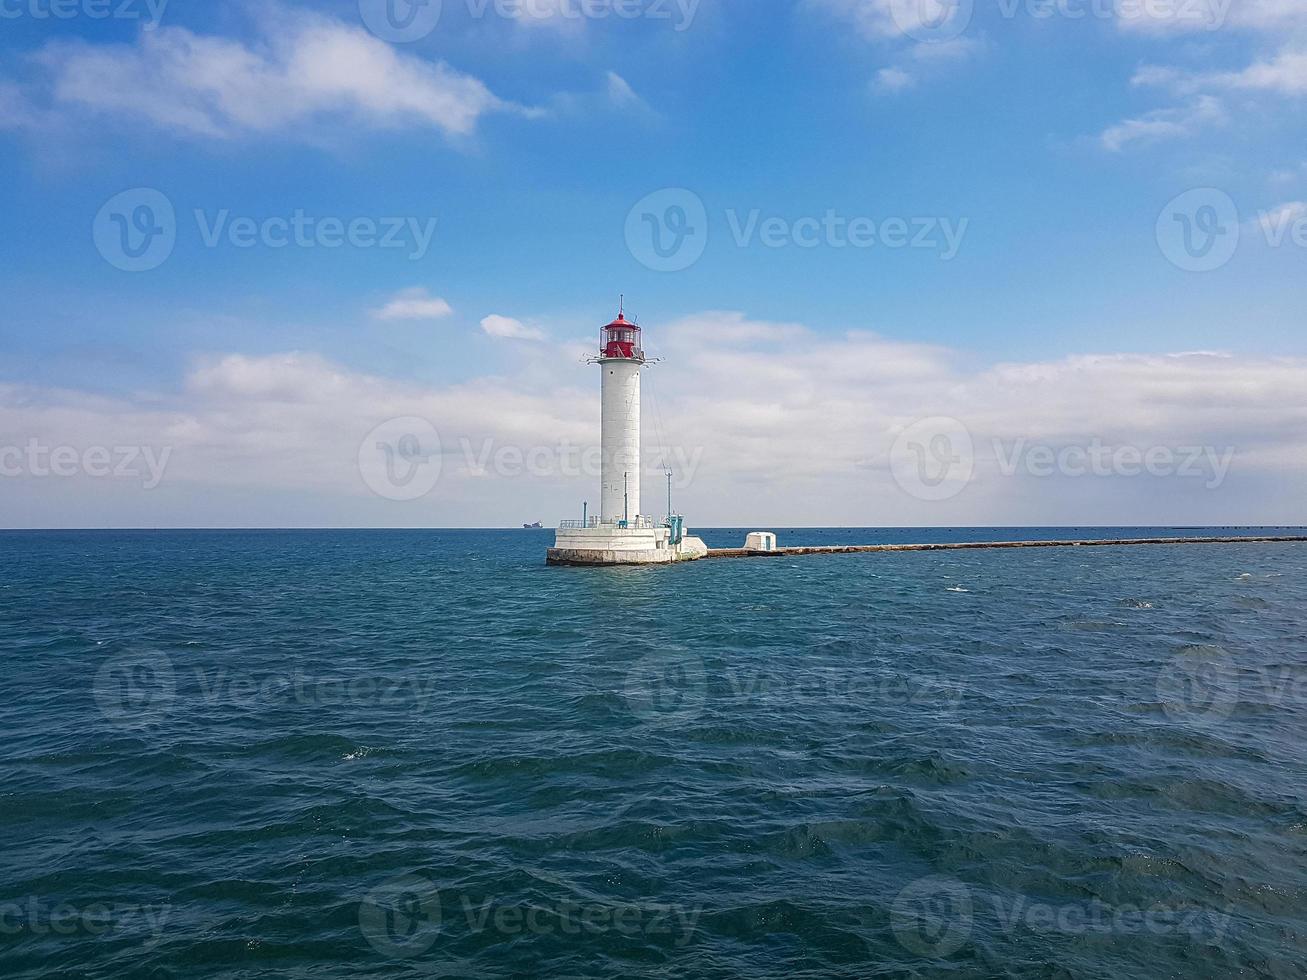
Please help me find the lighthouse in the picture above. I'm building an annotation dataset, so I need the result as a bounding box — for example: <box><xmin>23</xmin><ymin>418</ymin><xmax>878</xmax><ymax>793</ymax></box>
<box><xmin>547</xmin><ymin>304</ymin><xmax>708</xmax><ymax>566</ymax></box>
<box><xmin>599</xmin><ymin>308</ymin><xmax>643</xmax><ymax>524</ymax></box>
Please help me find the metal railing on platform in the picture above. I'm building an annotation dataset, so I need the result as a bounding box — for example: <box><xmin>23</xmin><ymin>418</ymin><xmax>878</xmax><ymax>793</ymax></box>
<box><xmin>558</xmin><ymin>517</ymin><xmax>657</xmax><ymax>530</ymax></box>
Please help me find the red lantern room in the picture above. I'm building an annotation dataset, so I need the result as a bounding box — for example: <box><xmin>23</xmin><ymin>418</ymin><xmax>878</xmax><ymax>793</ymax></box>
<box><xmin>600</xmin><ymin>307</ymin><xmax>644</xmax><ymax>362</ymax></box>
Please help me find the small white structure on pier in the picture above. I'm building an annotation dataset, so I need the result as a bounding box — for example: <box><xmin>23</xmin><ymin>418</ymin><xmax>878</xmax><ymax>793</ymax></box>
<box><xmin>548</xmin><ymin>306</ymin><xmax>708</xmax><ymax>566</ymax></box>
<box><xmin>745</xmin><ymin>532</ymin><xmax>778</xmax><ymax>552</ymax></box>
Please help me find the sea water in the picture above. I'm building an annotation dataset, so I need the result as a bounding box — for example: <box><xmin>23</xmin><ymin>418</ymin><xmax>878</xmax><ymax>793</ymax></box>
<box><xmin>2</xmin><ymin>528</ymin><xmax>1305</xmax><ymax>977</ymax></box>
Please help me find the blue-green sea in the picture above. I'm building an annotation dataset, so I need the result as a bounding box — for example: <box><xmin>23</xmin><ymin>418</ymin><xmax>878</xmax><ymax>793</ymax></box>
<box><xmin>3</xmin><ymin>527</ymin><xmax>1307</xmax><ymax>978</ymax></box>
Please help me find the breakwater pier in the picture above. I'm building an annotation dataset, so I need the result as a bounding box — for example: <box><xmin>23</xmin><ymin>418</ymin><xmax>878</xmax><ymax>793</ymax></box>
<box><xmin>705</xmin><ymin>534</ymin><xmax>1307</xmax><ymax>559</ymax></box>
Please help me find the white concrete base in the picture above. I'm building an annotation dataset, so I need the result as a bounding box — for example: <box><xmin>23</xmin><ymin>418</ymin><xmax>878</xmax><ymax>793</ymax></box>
<box><xmin>548</xmin><ymin>524</ymin><xmax>708</xmax><ymax>566</ymax></box>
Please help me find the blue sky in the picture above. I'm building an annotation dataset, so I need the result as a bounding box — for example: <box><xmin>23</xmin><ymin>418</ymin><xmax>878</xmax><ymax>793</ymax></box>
<box><xmin>0</xmin><ymin>0</ymin><xmax>1305</xmax><ymax>527</ymax></box>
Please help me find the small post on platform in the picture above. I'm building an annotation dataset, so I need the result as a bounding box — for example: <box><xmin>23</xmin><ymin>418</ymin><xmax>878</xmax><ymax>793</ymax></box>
<box><xmin>623</xmin><ymin>472</ymin><xmax>629</xmax><ymax>525</ymax></box>
<box><xmin>582</xmin><ymin>501</ymin><xmax>587</xmax><ymax>527</ymax></box>
<box><xmin>666</xmin><ymin>471</ymin><xmax>673</xmax><ymax>523</ymax></box>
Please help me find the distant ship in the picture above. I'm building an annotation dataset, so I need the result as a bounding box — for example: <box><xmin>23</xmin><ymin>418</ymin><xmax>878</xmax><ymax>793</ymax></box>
<box><xmin>523</xmin><ymin>522</ymin><xmax>543</xmax><ymax>529</ymax></box>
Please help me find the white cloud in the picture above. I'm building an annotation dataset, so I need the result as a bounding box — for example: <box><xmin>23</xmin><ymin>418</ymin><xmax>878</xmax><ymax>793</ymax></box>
<box><xmin>874</xmin><ymin>66</ymin><xmax>915</xmax><ymax>92</ymax></box>
<box><xmin>480</xmin><ymin>314</ymin><xmax>546</xmax><ymax>341</ymax></box>
<box><xmin>1136</xmin><ymin>47</ymin><xmax>1307</xmax><ymax>97</ymax></box>
<box><xmin>5</xmin><ymin>313</ymin><xmax>1307</xmax><ymax>527</ymax></box>
<box><xmin>1268</xmin><ymin>163</ymin><xmax>1307</xmax><ymax>185</ymax></box>
<box><xmin>1110</xmin><ymin>45</ymin><xmax>1307</xmax><ymax>151</ymax></box>
<box><xmin>810</xmin><ymin>0</ymin><xmax>962</xmax><ymax>41</ymax></box>
<box><xmin>1212</xmin><ymin>47</ymin><xmax>1307</xmax><ymax>95</ymax></box>
<box><xmin>809</xmin><ymin>0</ymin><xmax>979</xmax><ymax>89</ymax></box>
<box><xmin>504</xmin><ymin>0</ymin><xmax>583</xmax><ymax>29</ymax></box>
<box><xmin>1099</xmin><ymin>95</ymin><xmax>1226</xmax><ymax>151</ymax></box>
<box><xmin>0</xmin><ymin>81</ymin><xmax>37</xmax><ymax>130</ymax></box>
<box><xmin>605</xmin><ymin>71</ymin><xmax>642</xmax><ymax>107</ymax></box>
<box><xmin>372</xmin><ymin>288</ymin><xmax>454</xmax><ymax>322</ymax></box>
<box><xmin>10</xmin><ymin>14</ymin><xmax>513</xmax><ymax>141</ymax></box>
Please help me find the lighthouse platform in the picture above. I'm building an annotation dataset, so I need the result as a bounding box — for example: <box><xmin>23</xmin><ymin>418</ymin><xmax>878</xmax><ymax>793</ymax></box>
<box><xmin>547</xmin><ymin>519</ymin><xmax>708</xmax><ymax>566</ymax></box>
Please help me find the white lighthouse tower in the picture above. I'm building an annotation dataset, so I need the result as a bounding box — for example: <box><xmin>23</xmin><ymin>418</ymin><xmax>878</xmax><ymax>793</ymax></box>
<box><xmin>548</xmin><ymin>304</ymin><xmax>707</xmax><ymax>566</ymax></box>
<box><xmin>599</xmin><ymin>307</ymin><xmax>643</xmax><ymax>525</ymax></box>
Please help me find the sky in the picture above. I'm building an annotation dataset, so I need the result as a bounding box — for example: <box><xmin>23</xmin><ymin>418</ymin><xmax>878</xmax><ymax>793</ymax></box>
<box><xmin>0</xmin><ymin>0</ymin><xmax>1304</xmax><ymax>528</ymax></box>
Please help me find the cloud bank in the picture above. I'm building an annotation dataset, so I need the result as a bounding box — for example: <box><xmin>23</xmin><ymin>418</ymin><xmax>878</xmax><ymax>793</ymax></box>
<box><xmin>3</xmin><ymin>313</ymin><xmax>1306</xmax><ymax>527</ymax></box>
